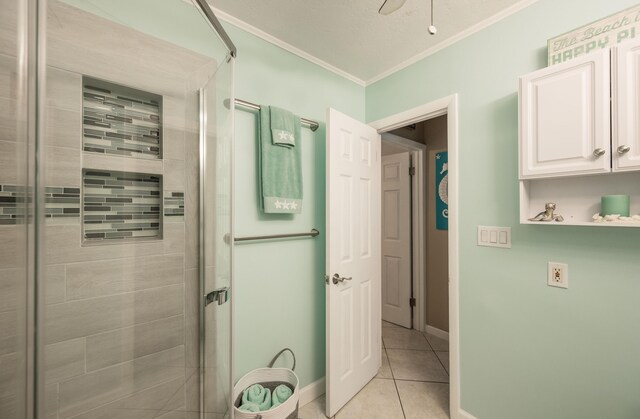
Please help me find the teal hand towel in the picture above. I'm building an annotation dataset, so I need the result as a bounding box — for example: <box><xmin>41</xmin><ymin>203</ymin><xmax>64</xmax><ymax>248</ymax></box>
<box><xmin>239</xmin><ymin>402</ymin><xmax>260</xmax><ymax>412</ymax></box>
<box><xmin>270</xmin><ymin>384</ymin><xmax>293</xmax><ymax>409</ymax></box>
<box><xmin>242</xmin><ymin>384</ymin><xmax>271</xmax><ymax>411</ymax></box>
<box><xmin>259</xmin><ymin>105</ymin><xmax>303</xmax><ymax>214</ymax></box>
<box><xmin>269</xmin><ymin>106</ymin><xmax>296</xmax><ymax>147</ymax></box>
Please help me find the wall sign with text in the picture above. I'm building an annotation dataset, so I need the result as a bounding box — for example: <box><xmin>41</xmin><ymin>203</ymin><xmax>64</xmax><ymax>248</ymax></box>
<box><xmin>548</xmin><ymin>4</ymin><xmax>640</xmax><ymax>65</ymax></box>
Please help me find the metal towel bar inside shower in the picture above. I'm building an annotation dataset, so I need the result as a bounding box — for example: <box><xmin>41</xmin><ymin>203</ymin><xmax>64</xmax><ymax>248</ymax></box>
<box><xmin>234</xmin><ymin>228</ymin><xmax>320</xmax><ymax>242</ymax></box>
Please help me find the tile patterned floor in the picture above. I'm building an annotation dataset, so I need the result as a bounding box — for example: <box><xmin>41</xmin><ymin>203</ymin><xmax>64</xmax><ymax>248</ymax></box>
<box><xmin>298</xmin><ymin>321</ymin><xmax>450</xmax><ymax>419</ymax></box>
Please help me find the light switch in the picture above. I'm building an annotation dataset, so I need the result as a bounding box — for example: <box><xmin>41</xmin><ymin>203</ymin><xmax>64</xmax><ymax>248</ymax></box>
<box><xmin>477</xmin><ymin>226</ymin><xmax>511</xmax><ymax>248</ymax></box>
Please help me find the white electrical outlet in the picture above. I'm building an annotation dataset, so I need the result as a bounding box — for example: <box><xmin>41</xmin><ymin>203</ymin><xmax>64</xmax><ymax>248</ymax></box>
<box><xmin>548</xmin><ymin>262</ymin><xmax>568</xmax><ymax>289</ymax></box>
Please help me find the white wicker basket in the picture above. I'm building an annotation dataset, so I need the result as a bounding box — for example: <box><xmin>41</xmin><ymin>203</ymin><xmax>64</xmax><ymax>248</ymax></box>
<box><xmin>233</xmin><ymin>348</ymin><xmax>299</xmax><ymax>419</ymax></box>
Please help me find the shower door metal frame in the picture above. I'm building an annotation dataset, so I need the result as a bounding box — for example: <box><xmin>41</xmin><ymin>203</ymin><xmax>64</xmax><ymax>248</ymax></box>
<box><xmin>33</xmin><ymin>0</ymin><xmax>46</xmax><ymax>417</ymax></box>
<box><xmin>193</xmin><ymin>0</ymin><xmax>237</xmax><ymax>58</ymax></box>
<box><xmin>193</xmin><ymin>3</ymin><xmax>237</xmax><ymax>418</ymax></box>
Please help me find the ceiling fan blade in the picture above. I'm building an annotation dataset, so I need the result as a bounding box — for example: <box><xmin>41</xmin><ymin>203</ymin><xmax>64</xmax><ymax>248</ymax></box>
<box><xmin>378</xmin><ymin>0</ymin><xmax>407</xmax><ymax>15</ymax></box>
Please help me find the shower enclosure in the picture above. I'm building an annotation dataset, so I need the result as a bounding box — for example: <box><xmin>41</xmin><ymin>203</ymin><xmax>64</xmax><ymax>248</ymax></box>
<box><xmin>0</xmin><ymin>0</ymin><xmax>235</xmax><ymax>417</ymax></box>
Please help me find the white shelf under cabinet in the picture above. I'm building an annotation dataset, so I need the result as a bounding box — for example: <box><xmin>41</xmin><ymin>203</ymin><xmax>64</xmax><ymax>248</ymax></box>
<box><xmin>520</xmin><ymin>172</ymin><xmax>640</xmax><ymax>227</ymax></box>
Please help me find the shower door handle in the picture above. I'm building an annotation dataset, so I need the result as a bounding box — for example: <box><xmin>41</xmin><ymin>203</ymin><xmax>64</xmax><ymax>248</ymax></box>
<box><xmin>204</xmin><ymin>287</ymin><xmax>230</xmax><ymax>307</ymax></box>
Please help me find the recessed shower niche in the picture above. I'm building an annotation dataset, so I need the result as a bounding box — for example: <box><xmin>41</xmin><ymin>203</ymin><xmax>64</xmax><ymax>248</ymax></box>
<box><xmin>82</xmin><ymin>169</ymin><xmax>162</xmax><ymax>241</ymax></box>
<box><xmin>82</xmin><ymin>76</ymin><xmax>163</xmax><ymax>159</ymax></box>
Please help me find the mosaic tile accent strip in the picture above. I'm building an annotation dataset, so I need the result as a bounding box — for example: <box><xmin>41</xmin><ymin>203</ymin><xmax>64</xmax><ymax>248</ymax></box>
<box><xmin>163</xmin><ymin>192</ymin><xmax>184</xmax><ymax>218</ymax></box>
<box><xmin>0</xmin><ymin>185</ymin><xmax>79</xmax><ymax>224</ymax></box>
<box><xmin>0</xmin><ymin>185</ymin><xmax>29</xmax><ymax>225</ymax></box>
<box><xmin>83</xmin><ymin>170</ymin><xmax>162</xmax><ymax>241</ymax></box>
<box><xmin>82</xmin><ymin>77</ymin><xmax>162</xmax><ymax>159</ymax></box>
<box><xmin>46</xmin><ymin>187</ymin><xmax>80</xmax><ymax>220</ymax></box>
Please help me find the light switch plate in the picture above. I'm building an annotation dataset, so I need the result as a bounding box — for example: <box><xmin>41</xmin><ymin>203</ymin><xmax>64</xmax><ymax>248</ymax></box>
<box><xmin>477</xmin><ymin>226</ymin><xmax>511</xmax><ymax>248</ymax></box>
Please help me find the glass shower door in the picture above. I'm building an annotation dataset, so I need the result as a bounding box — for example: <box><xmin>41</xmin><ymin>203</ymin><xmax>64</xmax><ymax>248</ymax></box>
<box><xmin>0</xmin><ymin>0</ymin><xmax>34</xmax><ymax>418</ymax></box>
<box><xmin>201</xmin><ymin>53</ymin><xmax>235</xmax><ymax>419</ymax></box>
<box><xmin>37</xmin><ymin>1</ymin><xmax>235</xmax><ymax>418</ymax></box>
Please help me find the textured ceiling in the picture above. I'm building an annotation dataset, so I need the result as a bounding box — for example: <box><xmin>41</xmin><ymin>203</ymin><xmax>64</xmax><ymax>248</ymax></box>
<box><xmin>209</xmin><ymin>0</ymin><xmax>529</xmax><ymax>83</ymax></box>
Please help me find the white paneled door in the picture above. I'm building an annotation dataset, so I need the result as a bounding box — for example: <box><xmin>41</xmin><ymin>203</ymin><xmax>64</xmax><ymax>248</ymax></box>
<box><xmin>381</xmin><ymin>152</ymin><xmax>412</xmax><ymax>328</ymax></box>
<box><xmin>326</xmin><ymin>108</ymin><xmax>381</xmax><ymax>417</ymax></box>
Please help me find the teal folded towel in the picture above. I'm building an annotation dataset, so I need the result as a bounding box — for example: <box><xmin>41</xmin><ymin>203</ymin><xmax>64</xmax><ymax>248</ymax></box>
<box><xmin>259</xmin><ymin>105</ymin><xmax>303</xmax><ymax>214</ymax></box>
<box><xmin>271</xmin><ymin>384</ymin><xmax>293</xmax><ymax>409</ymax></box>
<box><xmin>239</xmin><ymin>402</ymin><xmax>260</xmax><ymax>412</ymax></box>
<box><xmin>269</xmin><ymin>106</ymin><xmax>296</xmax><ymax>147</ymax></box>
<box><xmin>242</xmin><ymin>384</ymin><xmax>271</xmax><ymax>411</ymax></box>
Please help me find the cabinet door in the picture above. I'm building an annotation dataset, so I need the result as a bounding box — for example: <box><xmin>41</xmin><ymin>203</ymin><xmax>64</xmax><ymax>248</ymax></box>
<box><xmin>613</xmin><ymin>37</ymin><xmax>640</xmax><ymax>171</ymax></box>
<box><xmin>519</xmin><ymin>49</ymin><xmax>610</xmax><ymax>179</ymax></box>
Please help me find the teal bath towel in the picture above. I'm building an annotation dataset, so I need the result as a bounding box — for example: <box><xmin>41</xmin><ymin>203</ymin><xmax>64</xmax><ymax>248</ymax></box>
<box><xmin>269</xmin><ymin>106</ymin><xmax>296</xmax><ymax>147</ymax></box>
<box><xmin>259</xmin><ymin>105</ymin><xmax>303</xmax><ymax>214</ymax></box>
<box><xmin>270</xmin><ymin>384</ymin><xmax>293</xmax><ymax>409</ymax></box>
<box><xmin>239</xmin><ymin>402</ymin><xmax>260</xmax><ymax>412</ymax></box>
<box><xmin>242</xmin><ymin>384</ymin><xmax>271</xmax><ymax>411</ymax></box>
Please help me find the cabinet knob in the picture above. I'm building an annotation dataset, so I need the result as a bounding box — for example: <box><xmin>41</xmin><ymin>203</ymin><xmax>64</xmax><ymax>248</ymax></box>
<box><xmin>593</xmin><ymin>148</ymin><xmax>606</xmax><ymax>158</ymax></box>
<box><xmin>617</xmin><ymin>145</ymin><xmax>631</xmax><ymax>155</ymax></box>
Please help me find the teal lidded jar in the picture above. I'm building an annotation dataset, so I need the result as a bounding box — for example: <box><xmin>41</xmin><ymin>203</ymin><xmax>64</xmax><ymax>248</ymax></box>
<box><xmin>600</xmin><ymin>195</ymin><xmax>630</xmax><ymax>217</ymax></box>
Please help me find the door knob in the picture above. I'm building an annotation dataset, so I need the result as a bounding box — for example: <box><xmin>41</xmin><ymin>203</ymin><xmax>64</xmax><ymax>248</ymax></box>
<box><xmin>332</xmin><ymin>273</ymin><xmax>353</xmax><ymax>285</ymax></box>
<box><xmin>617</xmin><ymin>145</ymin><xmax>631</xmax><ymax>155</ymax></box>
<box><xmin>593</xmin><ymin>148</ymin><xmax>606</xmax><ymax>158</ymax></box>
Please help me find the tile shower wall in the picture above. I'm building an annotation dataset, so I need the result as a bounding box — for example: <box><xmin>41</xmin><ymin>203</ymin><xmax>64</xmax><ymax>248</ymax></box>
<box><xmin>0</xmin><ymin>185</ymin><xmax>79</xmax><ymax>225</ymax></box>
<box><xmin>38</xmin><ymin>2</ymin><xmax>209</xmax><ymax>417</ymax></box>
<box><xmin>0</xmin><ymin>185</ymin><xmax>29</xmax><ymax>224</ymax></box>
<box><xmin>83</xmin><ymin>170</ymin><xmax>161</xmax><ymax>241</ymax></box>
<box><xmin>83</xmin><ymin>78</ymin><xmax>162</xmax><ymax>159</ymax></box>
<box><xmin>46</xmin><ymin>187</ymin><xmax>80</xmax><ymax>221</ymax></box>
<box><xmin>164</xmin><ymin>191</ymin><xmax>185</xmax><ymax>219</ymax></box>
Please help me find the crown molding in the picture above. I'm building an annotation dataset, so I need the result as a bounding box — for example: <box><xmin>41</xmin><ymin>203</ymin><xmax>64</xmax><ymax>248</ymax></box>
<box><xmin>205</xmin><ymin>0</ymin><xmax>539</xmax><ymax>87</ymax></box>
<box><xmin>210</xmin><ymin>6</ymin><xmax>367</xmax><ymax>87</ymax></box>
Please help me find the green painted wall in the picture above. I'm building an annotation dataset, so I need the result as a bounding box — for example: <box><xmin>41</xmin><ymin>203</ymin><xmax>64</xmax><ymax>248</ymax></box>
<box><xmin>224</xmin><ymin>23</ymin><xmax>365</xmax><ymax>387</ymax></box>
<box><xmin>367</xmin><ymin>0</ymin><xmax>640</xmax><ymax>417</ymax></box>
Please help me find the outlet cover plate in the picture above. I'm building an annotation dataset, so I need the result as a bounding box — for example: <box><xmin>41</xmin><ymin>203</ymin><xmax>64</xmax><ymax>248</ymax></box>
<box><xmin>548</xmin><ymin>262</ymin><xmax>568</xmax><ymax>288</ymax></box>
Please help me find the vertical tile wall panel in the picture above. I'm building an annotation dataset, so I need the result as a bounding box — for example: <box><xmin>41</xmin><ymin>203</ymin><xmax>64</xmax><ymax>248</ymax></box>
<box><xmin>57</xmin><ymin>346</ymin><xmax>185</xmax><ymax>418</ymax></box>
<box><xmin>65</xmin><ymin>253</ymin><xmax>183</xmax><ymax>300</ymax></box>
<box><xmin>40</xmin><ymin>3</ymin><xmax>211</xmax><ymax>417</ymax></box>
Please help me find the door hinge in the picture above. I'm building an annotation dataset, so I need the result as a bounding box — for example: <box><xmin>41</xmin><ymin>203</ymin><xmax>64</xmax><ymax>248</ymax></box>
<box><xmin>410</xmin><ymin>297</ymin><xmax>416</xmax><ymax>307</ymax></box>
<box><xmin>409</xmin><ymin>167</ymin><xmax>416</xmax><ymax>176</ymax></box>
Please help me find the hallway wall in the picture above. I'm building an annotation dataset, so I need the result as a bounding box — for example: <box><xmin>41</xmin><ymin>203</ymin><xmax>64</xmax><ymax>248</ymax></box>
<box><xmin>423</xmin><ymin>116</ymin><xmax>449</xmax><ymax>333</ymax></box>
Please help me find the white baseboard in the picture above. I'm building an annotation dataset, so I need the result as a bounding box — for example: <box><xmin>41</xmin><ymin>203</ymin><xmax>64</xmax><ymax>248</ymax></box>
<box><xmin>425</xmin><ymin>325</ymin><xmax>450</xmax><ymax>341</ymax></box>
<box><xmin>299</xmin><ymin>376</ymin><xmax>325</xmax><ymax>407</ymax></box>
<box><xmin>458</xmin><ymin>408</ymin><xmax>478</xmax><ymax>419</ymax></box>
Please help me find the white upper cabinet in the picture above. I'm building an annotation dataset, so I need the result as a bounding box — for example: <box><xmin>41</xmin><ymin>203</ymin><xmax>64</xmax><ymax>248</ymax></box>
<box><xmin>613</xmin><ymin>37</ymin><xmax>640</xmax><ymax>172</ymax></box>
<box><xmin>519</xmin><ymin>49</ymin><xmax>611</xmax><ymax>179</ymax></box>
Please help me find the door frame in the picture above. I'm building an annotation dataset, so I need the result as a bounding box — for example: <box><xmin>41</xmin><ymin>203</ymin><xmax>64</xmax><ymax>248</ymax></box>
<box><xmin>369</xmin><ymin>94</ymin><xmax>461</xmax><ymax>419</ymax></box>
<box><xmin>380</xmin><ymin>133</ymin><xmax>426</xmax><ymax>332</ymax></box>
